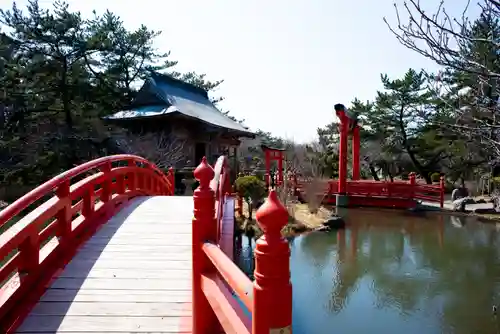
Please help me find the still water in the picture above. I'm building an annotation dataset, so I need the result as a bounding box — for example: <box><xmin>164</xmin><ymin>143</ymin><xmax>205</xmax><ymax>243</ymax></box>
<box><xmin>235</xmin><ymin>209</ymin><xmax>500</xmax><ymax>334</ymax></box>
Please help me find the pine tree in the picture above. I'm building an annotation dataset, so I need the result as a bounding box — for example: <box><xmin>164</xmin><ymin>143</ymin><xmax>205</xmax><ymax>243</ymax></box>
<box><xmin>370</xmin><ymin>69</ymin><xmax>447</xmax><ymax>183</ymax></box>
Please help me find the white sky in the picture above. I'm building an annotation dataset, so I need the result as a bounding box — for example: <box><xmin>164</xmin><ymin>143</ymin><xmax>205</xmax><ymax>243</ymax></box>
<box><xmin>1</xmin><ymin>0</ymin><xmax>477</xmax><ymax>142</ymax></box>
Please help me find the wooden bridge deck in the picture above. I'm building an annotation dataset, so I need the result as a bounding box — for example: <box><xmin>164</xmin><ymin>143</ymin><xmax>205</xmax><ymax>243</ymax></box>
<box><xmin>16</xmin><ymin>196</ymin><xmax>193</xmax><ymax>333</ymax></box>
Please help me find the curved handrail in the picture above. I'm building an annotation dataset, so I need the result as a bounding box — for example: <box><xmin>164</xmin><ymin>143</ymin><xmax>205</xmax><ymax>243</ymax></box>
<box><xmin>0</xmin><ymin>154</ymin><xmax>174</xmax><ymax>331</ymax></box>
<box><xmin>210</xmin><ymin>156</ymin><xmax>232</xmax><ymax>245</ymax></box>
<box><xmin>0</xmin><ymin>154</ymin><xmax>172</xmax><ymax>228</ymax></box>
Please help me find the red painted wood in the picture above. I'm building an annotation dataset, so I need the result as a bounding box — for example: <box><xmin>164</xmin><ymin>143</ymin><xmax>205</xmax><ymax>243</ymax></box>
<box><xmin>262</xmin><ymin>146</ymin><xmax>285</xmax><ymax>188</ymax></box>
<box><xmin>2</xmin><ymin>153</ymin><xmax>296</xmax><ymax>333</ymax></box>
<box><xmin>201</xmin><ymin>273</ymin><xmax>251</xmax><ymax>334</ymax></box>
<box><xmin>337</xmin><ymin>111</ymin><xmax>348</xmax><ymax>194</ymax></box>
<box><xmin>293</xmin><ymin>175</ymin><xmax>445</xmax><ymax>209</ymax></box>
<box><xmin>192</xmin><ymin>157</ymin><xmax>219</xmax><ymax>333</ymax></box>
<box><xmin>202</xmin><ymin>242</ymin><xmax>253</xmax><ymax>313</ymax></box>
<box><xmin>352</xmin><ymin>126</ymin><xmax>360</xmax><ymax>180</ymax></box>
<box><xmin>253</xmin><ymin>190</ymin><xmax>292</xmax><ymax>334</ymax></box>
<box><xmin>0</xmin><ymin>155</ymin><xmax>174</xmax><ymax>332</ymax></box>
<box><xmin>219</xmin><ymin>197</ymin><xmax>235</xmax><ymax>260</ymax></box>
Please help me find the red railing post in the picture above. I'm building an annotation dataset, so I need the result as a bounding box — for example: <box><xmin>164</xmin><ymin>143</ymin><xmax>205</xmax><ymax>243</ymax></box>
<box><xmin>127</xmin><ymin>159</ymin><xmax>136</xmax><ymax>191</ymax></box>
<box><xmin>409</xmin><ymin>172</ymin><xmax>416</xmax><ymax>200</ymax></box>
<box><xmin>192</xmin><ymin>157</ymin><xmax>218</xmax><ymax>334</ymax></box>
<box><xmin>439</xmin><ymin>175</ymin><xmax>445</xmax><ymax>208</ymax></box>
<box><xmin>56</xmin><ymin>180</ymin><xmax>72</xmax><ymax>241</ymax></box>
<box><xmin>100</xmin><ymin>162</ymin><xmax>112</xmax><ymax>202</ymax></box>
<box><xmin>253</xmin><ymin>190</ymin><xmax>292</xmax><ymax>334</ymax></box>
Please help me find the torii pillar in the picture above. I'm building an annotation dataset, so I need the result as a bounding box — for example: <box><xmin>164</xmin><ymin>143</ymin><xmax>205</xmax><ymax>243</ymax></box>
<box><xmin>261</xmin><ymin>145</ymin><xmax>285</xmax><ymax>188</ymax></box>
<box><xmin>334</xmin><ymin>103</ymin><xmax>361</xmax><ymax>207</ymax></box>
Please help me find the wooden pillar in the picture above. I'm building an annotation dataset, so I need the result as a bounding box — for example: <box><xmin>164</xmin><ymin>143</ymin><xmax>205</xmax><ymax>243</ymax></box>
<box><xmin>277</xmin><ymin>152</ymin><xmax>284</xmax><ymax>186</ymax></box>
<box><xmin>253</xmin><ymin>190</ymin><xmax>292</xmax><ymax>334</ymax></box>
<box><xmin>192</xmin><ymin>157</ymin><xmax>219</xmax><ymax>333</ymax></box>
<box><xmin>264</xmin><ymin>151</ymin><xmax>271</xmax><ymax>188</ymax></box>
<box><xmin>338</xmin><ymin>118</ymin><xmax>348</xmax><ymax>194</ymax></box>
<box><xmin>352</xmin><ymin>126</ymin><xmax>360</xmax><ymax>181</ymax></box>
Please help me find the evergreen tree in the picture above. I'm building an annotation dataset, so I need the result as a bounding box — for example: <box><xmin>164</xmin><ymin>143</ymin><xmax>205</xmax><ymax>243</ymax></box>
<box><xmin>369</xmin><ymin>69</ymin><xmax>447</xmax><ymax>183</ymax></box>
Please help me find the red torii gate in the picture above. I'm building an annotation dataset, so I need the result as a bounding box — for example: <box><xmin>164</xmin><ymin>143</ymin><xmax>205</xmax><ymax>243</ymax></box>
<box><xmin>334</xmin><ymin>103</ymin><xmax>360</xmax><ymax>206</ymax></box>
<box><xmin>261</xmin><ymin>144</ymin><xmax>285</xmax><ymax>188</ymax></box>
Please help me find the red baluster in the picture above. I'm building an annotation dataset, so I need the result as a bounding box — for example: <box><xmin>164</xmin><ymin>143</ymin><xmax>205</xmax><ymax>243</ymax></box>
<box><xmin>192</xmin><ymin>157</ymin><xmax>218</xmax><ymax>333</ymax></box>
<box><xmin>100</xmin><ymin>162</ymin><xmax>112</xmax><ymax>202</ymax></box>
<box><xmin>127</xmin><ymin>159</ymin><xmax>136</xmax><ymax>191</ymax></box>
<box><xmin>116</xmin><ymin>173</ymin><xmax>126</xmax><ymax>194</ymax></box>
<box><xmin>253</xmin><ymin>190</ymin><xmax>292</xmax><ymax>334</ymax></box>
<box><xmin>56</xmin><ymin>180</ymin><xmax>71</xmax><ymax>241</ymax></box>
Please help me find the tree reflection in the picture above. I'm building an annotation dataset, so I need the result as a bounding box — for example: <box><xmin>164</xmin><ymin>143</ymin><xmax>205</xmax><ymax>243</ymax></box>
<box><xmin>298</xmin><ymin>209</ymin><xmax>500</xmax><ymax>332</ymax></box>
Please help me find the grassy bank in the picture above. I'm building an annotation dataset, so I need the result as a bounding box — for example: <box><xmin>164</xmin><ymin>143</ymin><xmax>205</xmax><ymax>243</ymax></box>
<box><xmin>235</xmin><ymin>202</ymin><xmax>330</xmax><ymax>238</ymax></box>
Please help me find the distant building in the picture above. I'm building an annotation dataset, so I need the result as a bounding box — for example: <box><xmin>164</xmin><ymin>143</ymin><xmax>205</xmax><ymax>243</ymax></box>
<box><xmin>103</xmin><ymin>72</ymin><xmax>255</xmax><ymax>170</ymax></box>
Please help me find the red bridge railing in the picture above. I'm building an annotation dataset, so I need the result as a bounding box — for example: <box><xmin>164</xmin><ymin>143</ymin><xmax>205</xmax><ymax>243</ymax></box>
<box><xmin>0</xmin><ymin>154</ymin><xmax>293</xmax><ymax>333</ymax></box>
<box><xmin>0</xmin><ymin>155</ymin><xmax>174</xmax><ymax>332</ymax></box>
<box><xmin>193</xmin><ymin>157</ymin><xmax>292</xmax><ymax>334</ymax></box>
<box><xmin>293</xmin><ymin>172</ymin><xmax>445</xmax><ymax>208</ymax></box>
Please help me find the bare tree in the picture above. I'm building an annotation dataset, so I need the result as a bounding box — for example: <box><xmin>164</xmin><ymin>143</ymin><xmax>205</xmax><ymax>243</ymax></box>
<box><xmin>285</xmin><ymin>141</ymin><xmax>327</xmax><ymax>213</ymax></box>
<box><xmin>385</xmin><ymin>0</ymin><xmax>499</xmax><ymax>76</ymax></box>
<box><xmin>115</xmin><ymin>130</ymin><xmax>187</xmax><ymax>169</ymax></box>
<box><xmin>384</xmin><ymin>0</ymin><xmax>500</xmax><ymax>156</ymax></box>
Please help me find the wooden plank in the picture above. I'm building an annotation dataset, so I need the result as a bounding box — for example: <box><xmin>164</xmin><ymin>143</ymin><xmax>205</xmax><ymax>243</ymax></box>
<box><xmin>84</xmin><ymin>238</ymin><xmax>192</xmax><ymax>246</ymax></box>
<box><xmin>63</xmin><ymin>259</ymin><xmax>191</xmax><ymax>270</ymax></box>
<box><xmin>97</xmin><ymin>225</ymin><xmax>192</xmax><ymax>234</ymax></box>
<box><xmin>72</xmin><ymin>251</ymin><xmax>192</xmax><ymax>261</ymax></box>
<box><xmin>58</xmin><ymin>268</ymin><xmax>190</xmax><ymax>279</ymax></box>
<box><xmin>50</xmin><ymin>277</ymin><xmax>191</xmax><ymax>290</ymax></box>
<box><xmin>16</xmin><ymin>196</ymin><xmax>196</xmax><ymax>333</ymax></box>
<box><xmin>78</xmin><ymin>244</ymin><xmax>193</xmax><ymax>252</ymax></box>
<box><xmin>16</xmin><ymin>315</ymin><xmax>191</xmax><ymax>332</ymax></box>
<box><xmin>30</xmin><ymin>301</ymin><xmax>191</xmax><ymax>316</ymax></box>
<box><xmin>40</xmin><ymin>289</ymin><xmax>191</xmax><ymax>303</ymax></box>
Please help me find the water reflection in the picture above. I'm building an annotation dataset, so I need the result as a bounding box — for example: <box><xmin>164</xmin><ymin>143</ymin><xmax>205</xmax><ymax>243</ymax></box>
<box><xmin>235</xmin><ymin>209</ymin><xmax>500</xmax><ymax>334</ymax></box>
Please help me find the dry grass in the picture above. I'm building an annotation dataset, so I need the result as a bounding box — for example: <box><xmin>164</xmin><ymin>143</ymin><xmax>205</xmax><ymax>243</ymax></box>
<box><xmin>236</xmin><ymin>200</ymin><xmax>331</xmax><ymax>238</ymax></box>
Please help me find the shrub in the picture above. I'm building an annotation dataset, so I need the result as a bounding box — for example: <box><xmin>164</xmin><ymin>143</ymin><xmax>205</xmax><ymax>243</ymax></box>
<box><xmin>234</xmin><ymin>175</ymin><xmax>267</xmax><ymax>220</ymax></box>
<box><xmin>430</xmin><ymin>172</ymin><xmax>441</xmax><ymax>183</ymax></box>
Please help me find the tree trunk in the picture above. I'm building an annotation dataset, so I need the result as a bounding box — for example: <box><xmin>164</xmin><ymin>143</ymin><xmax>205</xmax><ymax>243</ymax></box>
<box><xmin>387</xmin><ymin>170</ymin><xmax>394</xmax><ymax>182</ymax></box>
<box><xmin>61</xmin><ymin>57</ymin><xmax>72</xmax><ymax>130</ymax></box>
<box><xmin>247</xmin><ymin>200</ymin><xmax>253</xmax><ymax>220</ymax></box>
<box><xmin>369</xmin><ymin>163</ymin><xmax>380</xmax><ymax>181</ymax></box>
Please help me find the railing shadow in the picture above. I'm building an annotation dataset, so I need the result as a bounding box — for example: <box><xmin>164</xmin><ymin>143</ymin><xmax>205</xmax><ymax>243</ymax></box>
<box><xmin>16</xmin><ymin>196</ymin><xmax>149</xmax><ymax>332</ymax></box>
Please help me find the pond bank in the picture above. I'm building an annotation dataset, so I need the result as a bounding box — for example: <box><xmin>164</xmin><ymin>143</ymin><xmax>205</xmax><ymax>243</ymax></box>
<box><xmin>236</xmin><ymin>202</ymin><xmax>331</xmax><ymax>238</ymax></box>
<box><xmin>419</xmin><ymin>198</ymin><xmax>500</xmax><ymax>223</ymax></box>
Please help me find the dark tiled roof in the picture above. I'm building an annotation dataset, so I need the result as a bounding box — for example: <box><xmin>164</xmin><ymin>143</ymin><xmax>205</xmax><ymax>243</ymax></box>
<box><xmin>104</xmin><ymin>72</ymin><xmax>254</xmax><ymax>137</ymax></box>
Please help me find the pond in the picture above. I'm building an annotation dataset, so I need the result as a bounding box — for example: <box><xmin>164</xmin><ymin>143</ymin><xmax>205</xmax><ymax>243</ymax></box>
<box><xmin>234</xmin><ymin>209</ymin><xmax>500</xmax><ymax>334</ymax></box>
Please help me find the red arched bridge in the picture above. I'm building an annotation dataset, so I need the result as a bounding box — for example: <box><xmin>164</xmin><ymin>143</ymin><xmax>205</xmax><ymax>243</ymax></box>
<box><xmin>0</xmin><ymin>155</ymin><xmax>292</xmax><ymax>334</ymax></box>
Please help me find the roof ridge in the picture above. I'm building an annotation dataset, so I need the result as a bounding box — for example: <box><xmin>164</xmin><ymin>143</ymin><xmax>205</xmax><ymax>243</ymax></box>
<box><xmin>149</xmin><ymin>71</ymin><xmax>209</xmax><ymax>100</ymax></box>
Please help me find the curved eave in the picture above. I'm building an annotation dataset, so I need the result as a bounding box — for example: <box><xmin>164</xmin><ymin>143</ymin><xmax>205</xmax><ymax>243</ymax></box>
<box><xmin>102</xmin><ymin>110</ymin><xmax>256</xmax><ymax>139</ymax></box>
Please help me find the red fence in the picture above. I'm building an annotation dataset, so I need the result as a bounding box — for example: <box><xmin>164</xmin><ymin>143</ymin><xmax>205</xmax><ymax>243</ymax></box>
<box><xmin>293</xmin><ymin>173</ymin><xmax>445</xmax><ymax>208</ymax></box>
<box><xmin>193</xmin><ymin>156</ymin><xmax>292</xmax><ymax>334</ymax></box>
<box><xmin>0</xmin><ymin>155</ymin><xmax>174</xmax><ymax>332</ymax></box>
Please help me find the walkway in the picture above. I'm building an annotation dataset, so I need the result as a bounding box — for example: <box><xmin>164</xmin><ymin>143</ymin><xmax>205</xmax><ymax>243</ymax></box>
<box><xmin>16</xmin><ymin>196</ymin><xmax>193</xmax><ymax>333</ymax></box>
